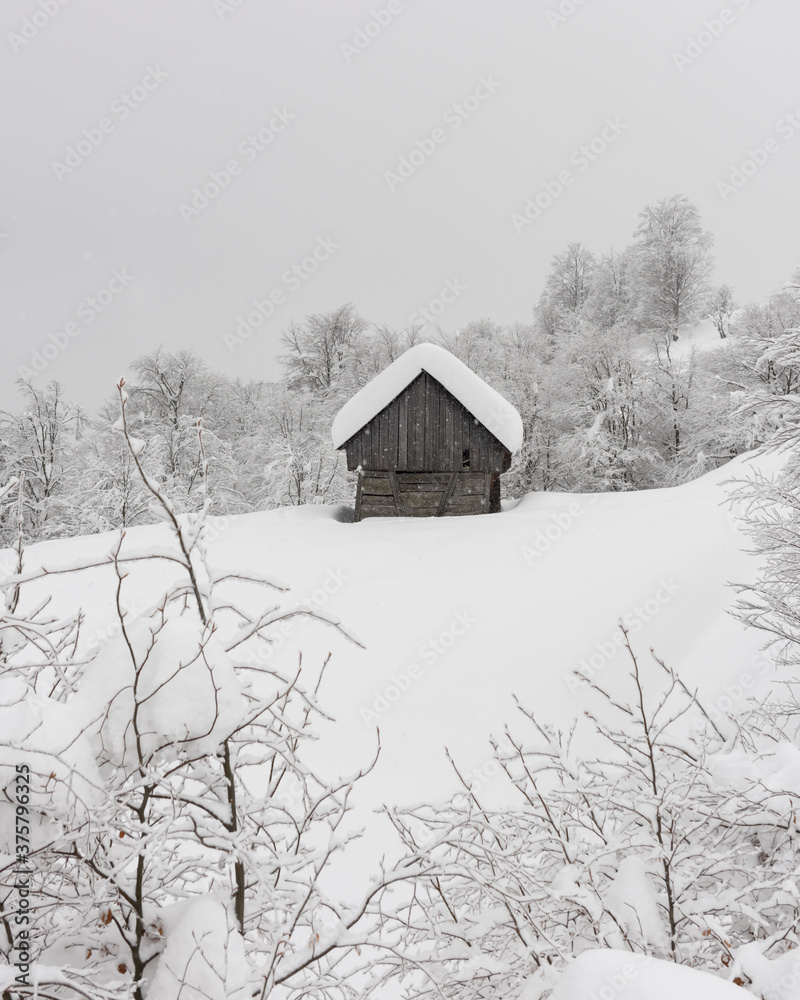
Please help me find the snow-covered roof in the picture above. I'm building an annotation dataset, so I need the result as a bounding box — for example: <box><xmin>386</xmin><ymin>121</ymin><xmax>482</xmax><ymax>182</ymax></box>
<box><xmin>331</xmin><ymin>343</ymin><xmax>524</xmax><ymax>453</ymax></box>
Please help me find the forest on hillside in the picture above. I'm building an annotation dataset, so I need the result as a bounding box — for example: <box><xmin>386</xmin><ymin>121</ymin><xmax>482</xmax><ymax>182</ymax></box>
<box><xmin>2</xmin><ymin>194</ymin><xmax>799</xmax><ymax>547</ymax></box>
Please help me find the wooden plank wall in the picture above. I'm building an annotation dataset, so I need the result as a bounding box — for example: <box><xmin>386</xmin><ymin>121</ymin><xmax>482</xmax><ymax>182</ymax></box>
<box><xmin>343</xmin><ymin>372</ymin><xmax>511</xmax><ymax>474</ymax></box>
<box><xmin>358</xmin><ymin>471</ymin><xmax>501</xmax><ymax>519</ymax></box>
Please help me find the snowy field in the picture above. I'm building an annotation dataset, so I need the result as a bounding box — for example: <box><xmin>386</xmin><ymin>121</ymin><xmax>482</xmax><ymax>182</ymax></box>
<box><xmin>1</xmin><ymin>446</ymin><xmax>795</xmax><ymax>999</ymax></box>
<box><xmin>3</xmin><ymin>448</ymin><xmax>782</xmax><ymax>810</ymax></box>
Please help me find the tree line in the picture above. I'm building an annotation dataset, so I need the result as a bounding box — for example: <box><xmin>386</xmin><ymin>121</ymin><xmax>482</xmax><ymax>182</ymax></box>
<box><xmin>1</xmin><ymin>193</ymin><xmax>799</xmax><ymax>546</ymax></box>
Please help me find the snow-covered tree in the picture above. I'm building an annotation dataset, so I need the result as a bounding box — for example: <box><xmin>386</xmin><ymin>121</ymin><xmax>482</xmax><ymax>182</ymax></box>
<box><xmin>437</xmin><ymin>319</ymin><xmax>502</xmax><ymax>374</ymax></box>
<box><xmin>234</xmin><ymin>388</ymin><xmax>352</xmax><ymax>509</ymax></box>
<box><xmin>730</xmin><ymin>281</ymin><xmax>800</xmax><ymax>667</ymax></box>
<box><xmin>708</xmin><ymin>284</ymin><xmax>737</xmax><ymax>339</ymax></box>
<box><xmin>0</xmin><ymin>380</ymin><xmax>87</xmax><ymax>544</ymax></box>
<box><xmin>584</xmin><ymin>249</ymin><xmax>634</xmax><ymax>332</ymax></box>
<box><xmin>551</xmin><ymin>321</ymin><xmax>658</xmax><ymax>490</ymax></box>
<box><xmin>541</xmin><ymin>242</ymin><xmax>597</xmax><ymax>314</ymax></box>
<box><xmin>120</xmin><ymin>350</ymin><xmax>245</xmax><ymax>517</ymax></box>
<box><xmin>502</xmin><ymin>341</ymin><xmax>574</xmax><ymax>494</ymax></box>
<box><xmin>632</xmin><ymin>195</ymin><xmax>715</xmax><ymax>351</ymax></box>
<box><xmin>279</xmin><ymin>304</ymin><xmax>370</xmax><ymax>398</ymax></box>
<box><xmin>727</xmin><ymin>294</ymin><xmax>800</xmax><ymax>401</ymax></box>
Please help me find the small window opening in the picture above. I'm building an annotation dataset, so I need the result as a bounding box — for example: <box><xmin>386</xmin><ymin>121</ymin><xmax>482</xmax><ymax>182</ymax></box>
<box><xmin>462</xmin><ymin>448</ymin><xmax>471</xmax><ymax>469</ymax></box>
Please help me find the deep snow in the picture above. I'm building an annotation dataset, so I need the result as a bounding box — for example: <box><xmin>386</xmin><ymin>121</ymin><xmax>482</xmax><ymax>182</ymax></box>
<box><xmin>2</xmin><ymin>448</ymin><xmax>793</xmax><ymax>999</ymax></box>
<box><xmin>541</xmin><ymin>950</ymin><xmax>754</xmax><ymax>1000</ymax></box>
<box><xmin>1</xmin><ymin>450</ymin><xmax>784</xmax><ymax>810</ymax></box>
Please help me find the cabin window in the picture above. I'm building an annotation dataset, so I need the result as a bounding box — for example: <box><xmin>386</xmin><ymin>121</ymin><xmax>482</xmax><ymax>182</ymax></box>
<box><xmin>462</xmin><ymin>448</ymin><xmax>470</xmax><ymax>469</ymax></box>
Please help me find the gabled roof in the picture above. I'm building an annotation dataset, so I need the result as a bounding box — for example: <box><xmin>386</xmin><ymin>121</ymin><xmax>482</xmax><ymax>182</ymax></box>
<box><xmin>331</xmin><ymin>343</ymin><xmax>524</xmax><ymax>453</ymax></box>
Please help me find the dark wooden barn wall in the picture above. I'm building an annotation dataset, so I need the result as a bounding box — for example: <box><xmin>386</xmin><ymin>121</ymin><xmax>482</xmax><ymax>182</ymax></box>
<box><xmin>343</xmin><ymin>372</ymin><xmax>511</xmax><ymax>474</ymax></box>
<box><xmin>357</xmin><ymin>471</ymin><xmax>500</xmax><ymax>519</ymax></box>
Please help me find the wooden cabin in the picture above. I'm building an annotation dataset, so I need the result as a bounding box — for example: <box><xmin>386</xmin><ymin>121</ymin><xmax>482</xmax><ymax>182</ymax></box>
<box><xmin>331</xmin><ymin>343</ymin><xmax>524</xmax><ymax>520</ymax></box>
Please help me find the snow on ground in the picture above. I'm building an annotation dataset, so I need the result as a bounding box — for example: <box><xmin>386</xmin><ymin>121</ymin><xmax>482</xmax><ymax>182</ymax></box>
<box><xmin>536</xmin><ymin>950</ymin><xmax>752</xmax><ymax>1000</ymax></box>
<box><xmin>670</xmin><ymin>317</ymin><xmax>727</xmax><ymax>356</ymax></box>
<box><xmin>3</xmin><ymin>447</ymin><xmax>792</xmax><ymax>999</ymax></box>
<box><xmin>1</xmin><ymin>449</ymin><xmax>785</xmax><ymax>814</ymax></box>
<box><xmin>629</xmin><ymin>317</ymin><xmax>729</xmax><ymax>364</ymax></box>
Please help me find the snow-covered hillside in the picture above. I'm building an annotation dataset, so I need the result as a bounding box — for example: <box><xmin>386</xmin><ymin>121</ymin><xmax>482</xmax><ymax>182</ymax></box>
<box><xmin>3</xmin><ymin>447</ymin><xmax>796</xmax><ymax>1000</ymax></box>
<box><xmin>3</xmin><ymin>450</ymin><xmax>783</xmax><ymax>810</ymax></box>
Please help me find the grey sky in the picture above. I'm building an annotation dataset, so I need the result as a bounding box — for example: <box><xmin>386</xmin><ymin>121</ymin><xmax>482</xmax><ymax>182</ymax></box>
<box><xmin>3</xmin><ymin>0</ymin><xmax>799</xmax><ymax>411</ymax></box>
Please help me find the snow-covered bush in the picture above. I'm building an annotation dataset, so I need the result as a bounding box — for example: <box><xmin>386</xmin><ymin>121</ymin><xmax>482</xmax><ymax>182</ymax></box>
<box><xmin>730</xmin><ymin>300</ymin><xmax>800</xmax><ymax>666</ymax></box>
<box><xmin>381</xmin><ymin>631</ymin><xmax>800</xmax><ymax>1000</ymax></box>
<box><xmin>0</xmin><ymin>384</ymin><xmax>423</xmax><ymax>1000</ymax></box>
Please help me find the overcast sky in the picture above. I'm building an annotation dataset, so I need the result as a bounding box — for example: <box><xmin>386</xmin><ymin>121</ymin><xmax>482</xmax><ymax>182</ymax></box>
<box><xmin>3</xmin><ymin>0</ymin><xmax>799</xmax><ymax>410</ymax></box>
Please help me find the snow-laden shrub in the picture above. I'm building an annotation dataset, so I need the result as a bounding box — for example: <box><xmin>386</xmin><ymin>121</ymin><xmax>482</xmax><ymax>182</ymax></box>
<box><xmin>0</xmin><ymin>386</ymin><xmax>424</xmax><ymax>1000</ymax></box>
<box><xmin>382</xmin><ymin>632</ymin><xmax>800</xmax><ymax>1000</ymax></box>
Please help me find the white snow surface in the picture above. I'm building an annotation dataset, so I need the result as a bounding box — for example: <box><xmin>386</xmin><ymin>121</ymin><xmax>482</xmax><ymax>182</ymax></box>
<box><xmin>330</xmin><ymin>342</ymin><xmax>524</xmax><ymax>452</ymax></box>
<box><xmin>667</xmin><ymin>317</ymin><xmax>726</xmax><ymax>357</ymax></box>
<box><xmin>0</xmin><ymin>449</ymin><xmax>788</xmax><ymax>819</ymax></box>
<box><xmin>542</xmin><ymin>950</ymin><xmax>748</xmax><ymax>1000</ymax></box>
<box><xmin>1</xmin><ymin>448</ymin><xmax>795</xmax><ymax>999</ymax></box>
<box><xmin>604</xmin><ymin>857</ymin><xmax>663</xmax><ymax>947</ymax></box>
<box><xmin>146</xmin><ymin>895</ymin><xmax>249</xmax><ymax>1000</ymax></box>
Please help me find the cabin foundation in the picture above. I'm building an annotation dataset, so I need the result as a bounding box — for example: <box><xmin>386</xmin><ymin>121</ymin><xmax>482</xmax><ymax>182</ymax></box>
<box><xmin>356</xmin><ymin>470</ymin><xmax>501</xmax><ymax>519</ymax></box>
